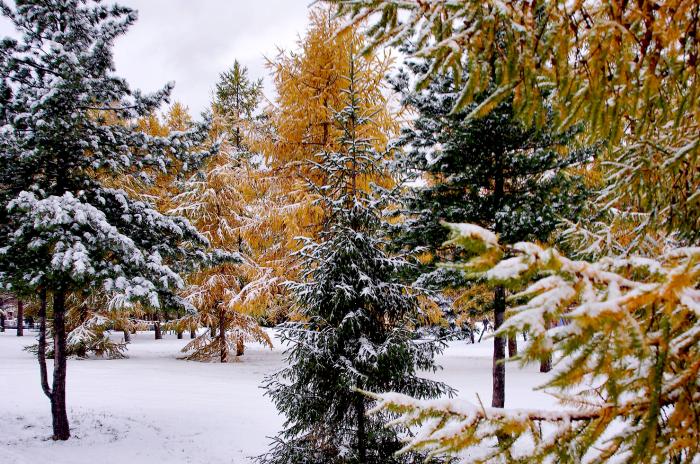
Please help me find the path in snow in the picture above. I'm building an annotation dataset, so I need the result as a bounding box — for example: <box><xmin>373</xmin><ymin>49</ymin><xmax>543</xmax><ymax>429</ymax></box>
<box><xmin>0</xmin><ymin>330</ymin><xmax>556</xmax><ymax>463</ymax></box>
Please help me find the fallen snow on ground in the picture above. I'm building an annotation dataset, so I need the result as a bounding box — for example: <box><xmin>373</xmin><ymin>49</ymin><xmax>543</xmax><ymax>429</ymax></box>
<box><xmin>0</xmin><ymin>330</ymin><xmax>556</xmax><ymax>463</ymax></box>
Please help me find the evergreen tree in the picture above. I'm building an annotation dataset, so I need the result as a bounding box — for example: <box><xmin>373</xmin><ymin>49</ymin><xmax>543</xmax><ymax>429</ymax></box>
<box><xmin>389</xmin><ymin>58</ymin><xmax>591</xmax><ymax>407</ymax></box>
<box><xmin>0</xmin><ymin>0</ymin><xmax>221</xmax><ymax>440</ymax></box>
<box><xmin>213</xmin><ymin>60</ymin><xmax>263</xmax><ymax>149</ymax></box>
<box><xmin>259</xmin><ymin>57</ymin><xmax>453</xmax><ymax>464</ymax></box>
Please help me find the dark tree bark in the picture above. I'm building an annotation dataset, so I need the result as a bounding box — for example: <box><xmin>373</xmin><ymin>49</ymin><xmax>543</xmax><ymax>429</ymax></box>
<box><xmin>470</xmin><ymin>324</ymin><xmax>476</xmax><ymax>344</ymax></box>
<box><xmin>37</xmin><ymin>289</ymin><xmax>51</xmax><ymax>399</ymax></box>
<box><xmin>123</xmin><ymin>330</ymin><xmax>131</xmax><ymax>344</ymax></box>
<box><xmin>219</xmin><ymin>309</ymin><xmax>228</xmax><ymax>363</ymax></box>
<box><xmin>16</xmin><ymin>299</ymin><xmax>24</xmax><ymax>336</ymax></box>
<box><xmin>236</xmin><ymin>338</ymin><xmax>245</xmax><ymax>357</ymax></box>
<box><xmin>28</xmin><ymin>316</ymin><xmax>34</xmax><ymax>329</ymax></box>
<box><xmin>190</xmin><ymin>327</ymin><xmax>196</xmax><ymax>339</ymax></box>
<box><xmin>492</xmin><ymin>285</ymin><xmax>506</xmax><ymax>408</ymax></box>
<box><xmin>508</xmin><ymin>334</ymin><xmax>517</xmax><ymax>357</ymax></box>
<box><xmin>356</xmin><ymin>394</ymin><xmax>367</xmax><ymax>463</ymax></box>
<box><xmin>210</xmin><ymin>325</ymin><xmax>217</xmax><ymax>338</ymax></box>
<box><xmin>176</xmin><ymin>330</ymin><xmax>183</xmax><ymax>340</ymax></box>
<box><xmin>51</xmin><ymin>289</ymin><xmax>70</xmax><ymax>440</ymax></box>
<box><xmin>540</xmin><ymin>355</ymin><xmax>552</xmax><ymax>373</ymax></box>
<box><xmin>0</xmin><ymin>312</ymin><xmax>5</xmax><ymax>332</ymax></box>
<box><xmin>154</xmin><ymin>314</ymin><xmax>162</xmax><ymax>340</ymax></box>
<box><xmin>540</xmin><ymin>320</ymin><xmax>552</xmax><ymax>372</ymax></box>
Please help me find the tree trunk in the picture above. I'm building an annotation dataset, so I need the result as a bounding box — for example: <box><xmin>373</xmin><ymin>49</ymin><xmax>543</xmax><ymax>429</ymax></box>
<box><xmin>508</xmin><ymin>334</ymin><xmax>517</xmax><ymax>357</ymax></box>
<box><xmin>190</xmin><ymin>327</ymin><xmax>196</xmax><ymax>339</ymax></box>
<box><xmin>16</xmin><ymin>299</ymin><xmax>24</xmax><ymax>336</ymax></box>
<box><xmin>123</xmin><ymin>330</ymin><xmax>131</xmax><ymax>344</ymax></box>
<box><xmin>540</xmin><ymin>355</ymin><xmax>552</xmax><ymax>373</ymax></box>
<box><xmin>356</xmin><ymin>394</ymin><xmax>367</xmax><ymax>463</ymax></box>
<box><xmin>478</xmin><ymin>320</ymin><xmax>488</xmax><ymax>343</ymax></box>
<box><xmin>236</xmin><ymin>338</ymin><xmax>245</xmax><ymax>357</ymax></box>
<box><xmin>0</xmin><ymin>312</ymin><xmax>5</xmax><ymax>332</ymax></box>
<box><xmin>470</xmin><ymin>323</ymin><xmax>476</xmax><ymax>344</ymax></box>
<box><xmin>540</xmin><ymin>320</ymin><xmax>552</xmax><ymax>372</ymax></box>
<box><xmin>492</xmin><ymin>286</ymin><xmax>506</xmax><ymax>408</ymax></box>
<box><xmin>219</xmin><ymin>310</ymin><xmax>228</xmax><ymax>363</ymax></box>
<box><xmin>176</xmin><ymin>330</ymin><xmax>183</xmax><ymax>340</ymax></box>
<box><xmin>210</xmin><ymin>325</ymin><xmax>217</xmax><ymax>338</ymax></box>
<box><xmin>51</xmin><ymin>290</ymin><xmax>70</xmax><ymax>440</ymax></box>
<box><xmin>28</xmin><ymin>316</ymin><xmax>34</xmax><ymax>329</ymax></box>
<box><xmin>154</xmin><ymin>314</ymin><xmax>162</xmax><ymax>340</ymax></box>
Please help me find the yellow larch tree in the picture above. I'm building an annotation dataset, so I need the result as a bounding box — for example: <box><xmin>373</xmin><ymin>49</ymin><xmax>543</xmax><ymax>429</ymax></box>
<box><xmin>254</xmin><ymin>6</ymin><xmax>398</xmax><ymax>310</ymax></box>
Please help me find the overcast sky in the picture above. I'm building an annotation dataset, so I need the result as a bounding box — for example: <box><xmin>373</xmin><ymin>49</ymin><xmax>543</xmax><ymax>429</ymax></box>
<box><xmin>111</xmin><ymin>0</ymin><xmax>312</xmax><ymax>115</ymax></box>
<box><xmin>0</xmin><ymin>1</ymin><xmax>314</xmax><ymax>115</ymax></box>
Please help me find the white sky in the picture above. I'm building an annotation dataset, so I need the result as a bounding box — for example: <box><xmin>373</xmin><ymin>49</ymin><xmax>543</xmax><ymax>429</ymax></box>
<box><xmin>113</xmin><ymin>0</ymin><xmax>312</xmax><ymax>115</ymax></box>
<box><xmin>0</xmin><ymin>1</ymin><xmax>314</xmax><ymax>116</ymax></box>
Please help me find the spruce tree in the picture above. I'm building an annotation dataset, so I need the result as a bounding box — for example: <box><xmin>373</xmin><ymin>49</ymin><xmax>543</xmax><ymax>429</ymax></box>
<box><xmin>259</xmin><ymin>57</ymin><xmax>452</xmax><ymax>464</ymax></box>
<box><xmin>213</xmin><ymin>60</ymin><xmax>263</xmax><ymax>150</ymax></box>
<box><xmin>389</xmin><ymin>58</ymin><xmax>591</xmax><ymax>407</ymax></box>
<box><xmin>0</xmin><ymin>0</ymin><xmax>220</xmax><ymax>440</ymax></box>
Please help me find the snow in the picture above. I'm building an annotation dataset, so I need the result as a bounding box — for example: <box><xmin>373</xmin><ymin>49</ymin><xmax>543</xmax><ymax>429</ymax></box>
<box><xmin>0</xmin><ymin>330</ymin><xmax>556</xmax><ymax>463</ymax></box>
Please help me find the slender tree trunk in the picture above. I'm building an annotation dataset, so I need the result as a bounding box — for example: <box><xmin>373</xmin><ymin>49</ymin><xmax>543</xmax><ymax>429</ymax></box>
<box><xmin>210</xmin><ymin>325</ymin><xmax>217</xmax><ymax>338</ymax></box>
<box><xmin>470</xmin><ymin>323</ymin><xmax>476</xmax><ymax>344</ymax></box>
<box><xmin>492</xmin><ymin>286</ymin><xmax>506</xmax><ymax>408</ymax></box>
<box><xmin>123</xmin><ymin>330</ymin><xmax>131</xmax><ymax>344</ymax></box>
<box><xmin>236</xmin><ymin>338</ymin><xmax>245</xmax><ymax>357</ymax></box>
<box><xmin>154</xmin><ymin>314</ymin><xmax>162</xmax><ymax>340</ymax></box>
<box><xmin>28</xmin><ymin>316</ymin><xmax>34</xmax><ymax>329</ymax></box>
<box><xmin>540</xmin><ymin>320</ymin><xmax>552</xmax><ymax>373</ymax></box>
<box><xmin>0</xmin><ymin>312</ymin><xmax>5</xmax><ymax>332</ymax></box>
<box><xmin>219</xmin><ymin>310</ymin><xmax>228</xmax><ymax>363</ymax></box>
<box><xmin>16</xmin><ymin>299</ymin><xmax>24</xmax><ymax>336</ymax></box>
<box><xmin>478</xmin><ymin>320</ymin><xmax>488</xmax><ymax>343</ymax></box>
<box><xmin>51</xmin><ymin>290</ymin><xmax>70</xmax><ymax>440</ymax></box>
<box><xmin>190</xmin><ymin>327</ymin><xmax>196</xmax><ymax>339</ymax></box>
<box><xmin>508</xmin><ymin>335</ymin><xmax>517</xmax><ymax>357</ymax></box>
<box><xmin>522</xmin><ymin>331</ymin><xmax>527</xmax><ymax>342</ymax></box>
<box><xmin>176</xmin><ymin>330</ymin><xmax>183</xmax><ymax>340</ymax></box>
<box><xmin>356</xmin><ymin>394</ymin><xmax>367</xmax><ymax>463</ymax></box>
<box><xmin>38</xmin><ymin>289</ymin><xmax>51</xmax><ymax>399</ymax></box>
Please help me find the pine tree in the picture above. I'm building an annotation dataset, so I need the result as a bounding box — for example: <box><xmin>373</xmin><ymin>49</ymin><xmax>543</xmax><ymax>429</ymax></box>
<box><xmin>389</xmin><ymin>59</ymin><xmax>590</xmax><ymax>407</ymax></box>
<box><xmin>213</xmin><ymin>60</ymin><xmax>263</xmax><ymax>150</ymax></box>
<box><xmin>0</xmin><ymin>0</ymin><xmax>221</xmax><ymax>440</ymax></box>
<box><xmin>259</xmin><ymin>56</ymin><xmax>453</xmax><ymax>464</ymax></box>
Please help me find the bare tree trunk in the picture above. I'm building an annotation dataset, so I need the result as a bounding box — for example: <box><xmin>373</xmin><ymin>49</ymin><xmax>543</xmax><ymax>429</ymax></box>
<box><xmin>123</xmin><ymin>330</ymin><xmax>131</xmax><ymax>344</ymax></box>
<box><xmin>469</xmin><ymin>323</ymin><xmax>476</xmax><ymax>344</ymax></box>
<box><xmin>176</xmin><ymin>330</ymin><xmax>183</xmax><ymax>339</ymax></box>
<box><xmin>190</xmin><ymin>327</ymin><xmax>196</xmax><ymax>339</ymax></box>
<box><xmin>28</xmin><ymin>316</ymin><xmax>34</xmax><ymax>329</ymax></box>
<box><xmin>236</xmin><ymin>338</ymin><xmax>245</xmax><ymax>357</ymax></box>
<box><xmin>154</xmin><ymin>314</ymin><xmax>162</xmax><ymax>340</ymax></box>
<box><xmin>540</xmin><ymin>321</ymin><xmax>552</xmax><ymax>372</ymax></box>
<box><xmin>16</xmin><ymin>299</ymin><xmax>24</xmax><ymax>336</ymax></box>
<box><xmin>540</xmin><ymin>355</ymin><xmax>552</xmax><ymax>373</ymax></box>
<box><xmin>0</xmin><ymin>312</ymin><xmax>5</xmax><ymax>332</ymax></box>
<box><xmin>219</xmin><ymin>310</ymin><xmax>228</xmax><ymax>363</ymax></box>
<box><xmin>492</xmin><ymin>286</ymin><xmax>506</xmax><ymax>408</ymax></box>
<box><xmin>51</xmin><ymin>289</ymin><xmax>70</xmax><ymax>440</ymax></box>
<box><xmin>508</xmin><ymin>334</ymin><xmax>517</xmax><ymax>357</ymax></box>
<box><xmin>210</xmin><ymin>325</ymin><xmax>217</xmax><ymax>338</ymax></box>
<box><xmin>38</xmin><ymin>289</ymin><xmax>51</xmax><ymax>399</ymax></box>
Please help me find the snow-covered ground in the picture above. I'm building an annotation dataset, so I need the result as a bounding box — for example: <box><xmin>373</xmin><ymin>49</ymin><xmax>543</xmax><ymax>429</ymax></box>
<box><xmin>0</xmin><ymin>330</ymin><xmax>556</xmax><ymax>463</ymax></box>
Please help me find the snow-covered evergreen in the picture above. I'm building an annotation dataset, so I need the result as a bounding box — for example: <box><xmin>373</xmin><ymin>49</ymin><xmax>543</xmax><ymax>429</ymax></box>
<box><xmin>0</xmin><ymin>0</ymin><xmax>224</xmax><ymax>440</ymax></box>
<box><xmin>259</xmin><ymin>56</ymin><xmax>453</xmax><ymax>464</ymax></box>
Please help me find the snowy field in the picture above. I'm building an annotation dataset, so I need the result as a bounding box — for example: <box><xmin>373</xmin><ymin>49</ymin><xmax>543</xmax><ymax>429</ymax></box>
<box><xmin>0</xmin><ymin>330</ymin><xmax>556</xmax><ymax>464</ymax></box>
